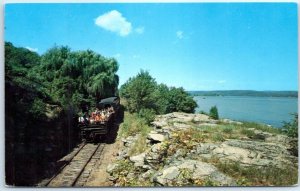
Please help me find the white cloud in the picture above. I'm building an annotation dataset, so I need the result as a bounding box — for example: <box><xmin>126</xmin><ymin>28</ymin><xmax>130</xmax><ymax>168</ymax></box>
<box><xmin>135</xmin><ymin>27</ymin><xmax>144</xmax><ymax>34</ymax></box>
<box><xmin>176</xmin><ymin>30</ymin><xmax>183</xmax><ymax>39</ymax></box>
<box><xmin>25</xmin><ymin>46</ymin><xmax>38</xmax><ymax>52</ymax></box>
<box><xmin>95</xmin><ymin>10</ymin><xmax>132</xmax><ymax>37</ymax></box>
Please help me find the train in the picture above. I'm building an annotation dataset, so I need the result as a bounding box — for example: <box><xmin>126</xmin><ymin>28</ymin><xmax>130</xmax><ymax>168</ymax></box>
<box><xmin>78</xmin><ymin>96</ymin><xmax>120</xmax><ymax>142</ymax></box>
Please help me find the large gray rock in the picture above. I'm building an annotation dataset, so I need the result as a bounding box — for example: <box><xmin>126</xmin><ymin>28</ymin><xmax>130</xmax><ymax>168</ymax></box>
<box><xmin>211</xmin><ymin>140</ymin><xmax>297</xmax><ymax>167</ymax></box>
<box><xmin>154</xmin><ymin>160</ymin><xmax>236</xmax><ymax>186</ymax></box>
<box><xmin>129</xmin><ymin>153</ymin><xmax>146</xmax><ymax>167</ymax></box>
<box><xmin>148</xmin><ymin>133</ymin><xmax>165</xmax><ymax>143</ymax></box>
<box><xmin>151</xmin><ymin>120</ymin><xmax>168</xmax><ymax>128</ymax></box>
<box><xmin>253</xmin><ymin>130</ymin><xmax>273</xmax><ymax>140</ymax></box>
<box><xmin>221</xmin><ymin>119</ymin><xmax>243</xmax><ymax>125</ymax></box>
<box><xmin>193</xmin><ymin>114</ymin><xmax>210</xmax><ymax>122</ymax></box>
<box><xmin>173</xmin><ymin>122</ymin><xmax>192</xmax><ymax>129</ymax></box>
<box><xmin>106</xmin><ymin>163</ymin><xmax>119</xmax><ymax>174</ymax></box>
<box><xmin>155</xmin><ymin>166</ymin><xmax>180</xmax><ymax>185</ymax></box>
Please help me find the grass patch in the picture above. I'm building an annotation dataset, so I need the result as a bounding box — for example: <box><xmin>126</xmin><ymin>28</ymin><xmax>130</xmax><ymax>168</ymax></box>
<box><xmin>216</xmin><ymin>161</ymin><xmax>298</xmax><ymax>186</ymax></box>
<box><xmin>118</xmin><ymin>112</ymin><xmax>151</xmax><ymax>138</ymax></box>
<box><xmin>242</xmin><ymin>122</ymin><xmax>282</xmax><ymax>134</ymax></box>
<box><xmin>240</xmin><ymin>128</ymin><xmax>255</xmax><ymax>138</ymax></box>
<box><xmin>222</xmin><ymin>126</ymin><xmax>234</xmax><ymax>134</ymax></box>
<box><xmin>128</xmin><ymin>134</ymin><xmax>148</xmax><ymax>156</ymax></box>
<box><xmin>118</xmin><ymin>111</ymin><xmax>151</xmax><ymax>156</ymax></box>
<box><xmin>211</xmin><ymin>133</ymin><xmax>225</xmax><ymax>142</ymax></box>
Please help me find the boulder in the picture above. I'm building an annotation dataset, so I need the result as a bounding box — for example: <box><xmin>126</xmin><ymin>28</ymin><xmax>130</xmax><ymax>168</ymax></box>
<box><xmin>106</xmin><ymin>163</ymin><xmax>119</xmax><ymax>174</ymax></box>
<box><xmin>173</xmin><ymin>122</ymin><xmax>192</xmax><ymax>129</ymax></box>
<box><xmin>129</xmin><ymin>153</ymin><xmax>146</xmax><ymax>167</ymax></box>
<box><xmin>148</xmin><ymin>133</ymin><xmax>165</xmax><ymax>143</ymax></box>
<box><xmin>151</xmin><ymin>120</ymin><xmax>168</xmax><ymax>128</ymax></box>
<box><xmin>154</xmin><ymin>160</ymin><xmax>236</xmax><ymax>186</ymax></box>
<box><xmin>253</xmin><ymin>130</ymin><xmax>273</xmax><ymax>140</ymax></box>
<box><xmin>221</xmin><ymin>119</ymin><xmax>243</xmax><ymax>125</ymax></box>
<box><xmin>155</xmin><ymin>166</ymin><xmax>180</xmax><ymax>185</ymax></box>
<box><xmin>193</xmin><ymin>114</ymin><xmax>210</xmax><ymax>122</ymax></box>
<box><xmin>211</xmin><ymin>140</ymin><xmax>297</xmax><ymax>168</ymax></box>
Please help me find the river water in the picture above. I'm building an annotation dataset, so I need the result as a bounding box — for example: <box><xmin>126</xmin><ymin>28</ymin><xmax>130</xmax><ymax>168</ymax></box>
<box><xmin>194</xmin><ymin>96</ymin><xmax>298</xmax><ymax>128</ymax></box>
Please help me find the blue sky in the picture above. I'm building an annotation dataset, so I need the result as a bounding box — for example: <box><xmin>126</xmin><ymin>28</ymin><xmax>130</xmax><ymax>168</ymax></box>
<box><xmin>5</xmin><ymin>3</ymin><xmax>298</xmax><ymax>91</ymax></box>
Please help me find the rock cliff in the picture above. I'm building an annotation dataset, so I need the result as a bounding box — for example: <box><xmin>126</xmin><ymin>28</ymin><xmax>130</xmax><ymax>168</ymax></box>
<box><xmin>107</xmin><ymin>112</ymin><xmax>298</xmax><ymax>186</ymax></box>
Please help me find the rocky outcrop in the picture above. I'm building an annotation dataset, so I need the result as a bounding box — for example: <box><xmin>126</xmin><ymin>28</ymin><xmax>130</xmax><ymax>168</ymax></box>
<box><xmin>107</xmin><ymin>112</ymin><xmax>298</xmax><ymax>186</ymax></box>
<box><xmin>154</xmin><ymin>160</ymin><xmax>236</xmax><ymax>186</ymax></box>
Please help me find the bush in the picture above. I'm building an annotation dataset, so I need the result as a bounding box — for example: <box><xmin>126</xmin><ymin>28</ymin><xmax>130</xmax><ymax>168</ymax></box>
<box><xmin>138</xmin><ymin>108</ymin><xmax>156</xmax><ymax>125</ymax></box>
<box><xmin>282</xmin><ymin>113</ymin><xmax>298</xmax><ymax>138</ymax></box>
<box><xmin>209</xmin><ymin>106</ymin><xmax>219</xmax><ymax>120</ymax></box>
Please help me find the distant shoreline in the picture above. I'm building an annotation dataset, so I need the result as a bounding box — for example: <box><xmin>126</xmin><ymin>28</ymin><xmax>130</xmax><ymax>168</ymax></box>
<box><xmin>189</xmin><ymin>90</ymin><xmax>298</xmax><ymax>98</ymax></box>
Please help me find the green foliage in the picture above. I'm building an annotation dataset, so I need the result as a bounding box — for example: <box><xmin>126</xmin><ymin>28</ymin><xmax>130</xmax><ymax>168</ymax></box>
<box><xmin>138</xmin><ymin>108</ymin><xmax>156</xmax><ymax>125</ymax></box>
<box><xmin>120</xmin><ymin>70</ymin><xmax>197</xmax><ymax>115</ymax></box>
<box><xmin>166</xmin><ymin>87</ymin><xmax>197</xmax><ymax>113</ymax></box>
<box><xmin>209</xmin><ymin>105</ymin><xmax>219</xmax><ymax>120</ymax></box>
<box><xmin>222</xmin><ymin>126</ymin><xmax>233</xmax><ymax>134</ymax></box>
<box><xmin>36</xmin><ymin>46</ymin><xmax>119</xmax><ymax>109</ymax></box>
<box><xmin>119</xmin><ymin>112</ymin><xmax>151</xmax><ymax>138</ymax></box>
<box><xmin>5</xmin><ymin>42</ymin><xmax>51</xmax><ymax>121</ymax></box>
<box><xmin>211</xmin><ymin>133</ymin><xmax>225</xmax><ymax>142</ymax></box>
<box><xmin>29</xmin><ymin>99</ymin><xmax>47</xmax><ymax>120</ymax></box>
<box><xmin>282</xmin><ymin>113</ymin><xmax>298</xmax><ymax>138</ymax></box>
<box><xmin>120</xmin><ymin>70</ymin><xmax>157</xmax><ymax>113</ymax></box>
<box><xmin>216</xmin><ymin>161</ymin><xmax>298</xmax><ymax>186</ymax></box>
<box><xmin>240</xmin><ymin>128</ymin><xmax>255</xmax><ymax>137</ymax></box>
<box><xmin>198</xmin><ymin>110</ymin><xmax>208</xmax><ymax>115</ymax></box>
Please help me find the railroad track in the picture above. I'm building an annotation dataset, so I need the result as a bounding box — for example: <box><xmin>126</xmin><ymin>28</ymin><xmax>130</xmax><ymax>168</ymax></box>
<box><xmin>45</xmin><ymin>143</ymin><xmax>105</xmax><ymax>187</ymax></box>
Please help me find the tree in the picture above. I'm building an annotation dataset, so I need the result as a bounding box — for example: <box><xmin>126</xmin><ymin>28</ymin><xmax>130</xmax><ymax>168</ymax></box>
<box><xmin>120</xmin><ymin>70</ymin><xmax>197</xmax><ymax>115</ymax></box>
<box><xmin>167</xmin><ymin>87</ymin><xmax>197</xmax><ymax>113</ymax></box>
<box><xmin>120</xmin><ymin>70</ymin><xmax>157</xmax><ymax>113</ymax></box>
<box><xmin>209</xmin><ymin>106</ymin><xmax>219</xmax><ymax>120</ymax></box>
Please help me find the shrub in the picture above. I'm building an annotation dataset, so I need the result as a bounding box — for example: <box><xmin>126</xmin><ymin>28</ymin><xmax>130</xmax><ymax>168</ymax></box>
<box><xmin>138</xmin><ymin>108</ymin><xmax>156</xmax><ymax>125</ymax></box>
<box><xmin>282</xmin><ymin>113</ymin><xmax>298</xmax><ymax>138</ymax></box>
<box><xmin>209</xmin><ymin>105</ymin><xmax>219</xmax><ymax>120</ymax></box>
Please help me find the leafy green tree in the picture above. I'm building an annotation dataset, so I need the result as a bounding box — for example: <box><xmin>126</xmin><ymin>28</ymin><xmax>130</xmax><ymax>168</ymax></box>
<box><xmin>30</xmin><ymin>46</ymin><xmax>119</xmax><ymax>110</ymax></box>
<box><xmin>154</xmin><ymin>84</ymin><xmax>171</xmax><ymax>114</ymax></box>
<box><xmin>209</xmin><ymin>105</ymin><xmax>219</xmax><ymax>120</ymax></box>
<box><xmin>120</xmin><ymin>70</ymin><xmax>197</xmax><ymax>115</ymax></box>
<box><xmin>120</xmin><ymin>70</ymin><xmax>157</xmax><ymax>113</ymax></box>
<box><xmin>167</xmin><ymin>87</ymin><xmax>197</xmax><ymax>113</ymax></box>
